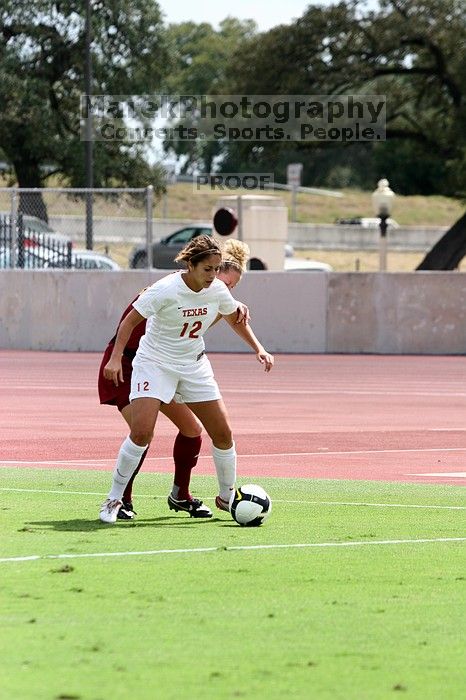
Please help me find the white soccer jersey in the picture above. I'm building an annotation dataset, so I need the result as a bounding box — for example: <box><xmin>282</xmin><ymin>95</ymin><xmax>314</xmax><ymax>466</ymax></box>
<box><xmin>132</xmin><ymin>271</ymin><xmax>238</xmax><ymax>366</ymax></box>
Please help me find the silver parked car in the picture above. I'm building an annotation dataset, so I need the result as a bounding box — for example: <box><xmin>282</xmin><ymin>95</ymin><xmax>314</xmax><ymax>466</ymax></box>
<box><xmin>129</xmin><ymin>224</ymin><xmax>213</xmax><ymax>268</ymax></box>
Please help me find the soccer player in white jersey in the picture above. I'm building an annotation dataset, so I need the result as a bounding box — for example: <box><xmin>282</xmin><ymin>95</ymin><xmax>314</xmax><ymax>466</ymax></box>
<box><xmin>99</xmin><ymin>235</ymin><xmax>274</xmax><ymax>523</ymax></box>
<box><xmin>98</xmin><ymin>239</ymin><xmax>252</xmax><ymax>520</ymax></box>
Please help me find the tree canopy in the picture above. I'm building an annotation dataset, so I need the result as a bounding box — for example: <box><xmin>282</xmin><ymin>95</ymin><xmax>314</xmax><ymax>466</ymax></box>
<box><xmin>0</xmin><ymin>0</ymin><xmax>170</xmax><ymax>201</ymax></box>
<box><xmin>161</xmin><ymin>18</ymin><xmax>258</xmax><ymax>174</ymax></box>
<box><xmin>174</xmin><ymin>0</ymin><xmax>465</xmax><ymax>197</ymax></box>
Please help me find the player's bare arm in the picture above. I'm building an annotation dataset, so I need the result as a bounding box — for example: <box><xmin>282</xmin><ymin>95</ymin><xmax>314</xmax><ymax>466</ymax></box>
<box><xmin>222</xmin><ymin>311</ymin><xmax>274</xmax><ymax>372</ymax></box>
<box><xmin>103</xmin><ymin>308</ymin><xmax>146</xmax><ymax>386</ymax></box>
<box><xmin>209</xmin><ymin>302</ymin><xmax>250</xmax><ymax>329</ymax></box>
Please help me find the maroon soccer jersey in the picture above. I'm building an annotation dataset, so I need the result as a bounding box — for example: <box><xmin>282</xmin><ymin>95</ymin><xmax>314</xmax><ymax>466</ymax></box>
<box><xmin>98</xmin><ymin>296</ymin><xmax>146</xmax><ymax>410</ymax></box>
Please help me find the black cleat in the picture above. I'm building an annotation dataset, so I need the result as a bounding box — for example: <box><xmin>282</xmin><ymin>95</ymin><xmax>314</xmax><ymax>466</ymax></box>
<box><xmin>167</xmin><ymin>494</ymin><xmax>213</xmax><ymax>518</ymax></box>
<box><xmin>116</xmin><ymin>501</ymin><xmax>136</xmax><ymax>520</ymax></box>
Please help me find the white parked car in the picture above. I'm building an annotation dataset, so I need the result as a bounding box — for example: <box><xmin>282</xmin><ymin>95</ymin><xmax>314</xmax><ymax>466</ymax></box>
<box><xmin>284</xmin><ymin>257</ymin><xmax>333</xmax><ymax>272</ymax></box>
<box><xmin>69</xmin><ymin>250</ymin><xmax>121</xmax><ymax>270</ymax></box>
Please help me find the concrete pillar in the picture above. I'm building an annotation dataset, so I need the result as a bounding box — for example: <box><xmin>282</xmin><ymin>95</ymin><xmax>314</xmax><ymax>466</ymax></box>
<box><xmin>213</xmin><ymin>195</ymin><xmax>288</xmax><ymax>271</ymax></box>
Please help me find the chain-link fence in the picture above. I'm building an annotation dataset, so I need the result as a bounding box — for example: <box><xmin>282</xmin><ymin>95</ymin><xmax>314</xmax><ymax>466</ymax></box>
<box><xmin>0</xmin><ymin>187</ymin><xmax>154</xmax><ymax>269</ymax></box>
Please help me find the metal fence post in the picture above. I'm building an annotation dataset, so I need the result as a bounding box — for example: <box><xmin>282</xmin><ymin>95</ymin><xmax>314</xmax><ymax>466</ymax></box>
<box><xmin>17</xmin><ymin>212</ymin><xmax>25</xmax><ymax>268</ymax></box>
<box><xmin>145</xmin><ymin>185</ymin><xmax>154</xmax><ymax>269</ymax></box>
<box><xmin>85</xmin><ymin>188</ymin><xmax>93</xmax><ymax>250</ymax></box>
<box><xmin>66</xmin><ymin>240</ymin><xmax>73</xmax><ymax>268</ymax></box>
<box><xmin>10</xmin><ymin>189</ymin><xmax>18</xmax><ymax>268</ymax></box>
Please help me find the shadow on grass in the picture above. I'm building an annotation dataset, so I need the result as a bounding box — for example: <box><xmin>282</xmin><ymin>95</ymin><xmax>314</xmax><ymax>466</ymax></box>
<box><xmin>23</xmin><ymin>516</ymin><xmax>225</xmax><ymax>532</ymax></box>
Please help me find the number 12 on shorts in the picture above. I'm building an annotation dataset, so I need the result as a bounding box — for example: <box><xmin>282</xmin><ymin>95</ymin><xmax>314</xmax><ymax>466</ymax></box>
<box><xmin>137</xmin><ymin>381</ymin><xmax>150</xmax><ymax>392</ymax></box>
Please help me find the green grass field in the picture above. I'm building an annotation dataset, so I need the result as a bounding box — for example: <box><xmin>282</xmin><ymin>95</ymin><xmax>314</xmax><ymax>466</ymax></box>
<box><xmin>1</xmin><ymin>467</ymin><xmax>465</xmax><ymax>700</ymax></box>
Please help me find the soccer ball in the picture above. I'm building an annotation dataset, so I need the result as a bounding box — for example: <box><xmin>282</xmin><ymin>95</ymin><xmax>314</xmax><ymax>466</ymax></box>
<box><xmin>229</xmin><ymin>484</ymin><xmax>272</xmax><ymax>527</ymax></box>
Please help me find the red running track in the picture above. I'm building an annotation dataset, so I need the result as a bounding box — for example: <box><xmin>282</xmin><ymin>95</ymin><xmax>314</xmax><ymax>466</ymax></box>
<box><xmin>1</xmin><ymin>350</ymin><xmax>466</xmax><ymax>485</ymax></box>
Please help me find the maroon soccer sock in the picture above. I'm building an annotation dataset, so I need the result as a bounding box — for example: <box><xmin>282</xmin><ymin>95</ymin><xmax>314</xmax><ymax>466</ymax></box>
<box><xmin>122</xmin><ymin>446</ymin><xmax>149</xmax><ymax>504</ymax></box>
<box><xmin>172</xmin><ymin>433</ymin><xmax>202</xmax><ymax>500</ymax></box>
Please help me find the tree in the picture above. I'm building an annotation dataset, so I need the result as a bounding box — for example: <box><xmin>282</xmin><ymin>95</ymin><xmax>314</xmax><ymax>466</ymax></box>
<box><xmin>221</xmin><ymin>0</ymin><xmax>466</xmax><ymax>268</ymax></box>
<box><xmin>222</xmin><ymin>0</ymin><xmax>465</xmax><ymax>195</ymax></box>
<box><xmin>351</xmin><ymin>0</ymin><xmax>465</xmax><ymax>196</ymax></box>
<box><xmin>416</xmin><ymin>212</ymin><xmax>466</xmax><ymax>269</ymax></box>
<box><xmin>160</xmin><ymin>18</ymin><xmax>258</xmax><ymax>174</ymax></box>
<box><xmin>365</xmin><ymin>0</ymin><xmax>466</xmax><ymax>268</ymax></box>
<box><xmin>0</xmin><ymin>0</ymin><xmax>170</xmax><ymax>217</ymax></box>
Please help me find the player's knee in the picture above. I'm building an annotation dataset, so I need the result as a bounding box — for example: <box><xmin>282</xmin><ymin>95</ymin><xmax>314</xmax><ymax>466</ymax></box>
<box><xmin>212</xmin><ymin>427</ymin><xmax>233</xmax><ymax>449</ymax></box>
<box><xmin>192</xmin><ymin>420</ymin><xmax>203</xmax><ymax>438</ymax></box>
<box><xmin>182</xmin><ymin>417</ymin><xmax>202</xmax><ymax>438</ymax></box>
<box><xmin>130</xmin><ymin>429</ymin><xmax>153</xmax><ymax>446</ymax></box>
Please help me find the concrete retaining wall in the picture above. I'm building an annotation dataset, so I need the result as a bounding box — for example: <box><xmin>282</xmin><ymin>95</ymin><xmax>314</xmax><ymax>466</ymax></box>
<box><xmin>1</xmin><ymin>270</ymin><xmax>465</xmax><ymax>354</ymax></box>
<box><xmin>327</xmin><ymin>272</ymin><xmax>466</xmax><ymax>354</ymax></box>
<box><xmin>288</xmin><ymin>223</ymin><xmax>446</xmax><ymax>251</ymax></box>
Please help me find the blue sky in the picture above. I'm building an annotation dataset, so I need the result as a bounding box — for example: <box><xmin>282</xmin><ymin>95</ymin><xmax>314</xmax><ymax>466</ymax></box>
<box><xmin>157</xmin><ymin>0</ymin><xmax>352</xmax><ymax>32</ymax></box>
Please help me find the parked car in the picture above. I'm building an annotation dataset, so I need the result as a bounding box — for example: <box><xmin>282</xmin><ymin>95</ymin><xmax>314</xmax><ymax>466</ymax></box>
<box><xmin>129</xmin><ymin>225</ymin><xmax>298</xmax><ymax>270</ymax></box>
<box><xmin>0</xmin><ymin>246</ymin><xmax>56</xmax><ymax>269</ymax></box>
<box><xmin>129</xmin><ymin>224</ymin><xmax>213</xmax><ymax>269</ymax></box>
<box><xmin>284</xmin><ymin>257</ymin><xmax>333</xmax><ymax>271</ymax></box>
<box><xmin>0</xmin><ymin>211</ymin><xmax>73</xmax><ymax>271</ymax></box>
<box><xmin>19</xmin><ymin>214</ymin><xmax>71</xmax><ymax>242</ymax></box>
<box><xmin>0</xmin><ymin>212</ymin><xmax>72</xmax><ymax>247</ymax></box>
<box><xmin>0</xmin><ymin>246</ymin><xmax>120</xmax><ymax>270</ymax></box>
<box><xmin>69</xmin><ymin>250</ymin><xmax>121</xmax><ymax>270</ymax></box>
<box><xmin>44</xmin><ymin>249</ymin><xmax>120</xmax><ymax>270</ymax></box>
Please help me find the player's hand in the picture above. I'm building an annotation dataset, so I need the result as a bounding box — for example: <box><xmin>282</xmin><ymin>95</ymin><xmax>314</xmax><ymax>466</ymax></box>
<box><xmin>236</xmin><ymin>303</ymin><xmax>250</xmax><ymax>324</ymax></box>
<box><xmin>256</xmin><ymin>349</ymin><xmax>274</xmax><ymax>372</ymax></box>
<box><xmin>103</xmin><ymin>356</ymin><xmax>124</xmax><ymax>386</ymax></box>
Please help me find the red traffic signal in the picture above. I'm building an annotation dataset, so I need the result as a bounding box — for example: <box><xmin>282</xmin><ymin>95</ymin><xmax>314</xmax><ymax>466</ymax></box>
<box><xmin>213</xmin><ymin>207</ymin><xmax>237</xmax><ymax>236</ymax></box>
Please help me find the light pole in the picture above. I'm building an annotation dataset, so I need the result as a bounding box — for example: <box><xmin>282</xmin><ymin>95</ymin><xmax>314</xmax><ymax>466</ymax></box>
<box><xmin>84</xmin><ymin>0</ymin><xmax>93</xmax><ymax>250</ymax></box>
<box><xmin>371</xmin><ymin>178</ymin><xmax>395</xmax><ymax>272</ymax></box>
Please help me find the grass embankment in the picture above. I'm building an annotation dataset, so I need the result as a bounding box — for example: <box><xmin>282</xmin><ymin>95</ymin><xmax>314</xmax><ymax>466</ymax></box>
<box><xmin>1</xmin><ymin>179</ymin><xmax>463</xmax><ymax>271</ymax></box>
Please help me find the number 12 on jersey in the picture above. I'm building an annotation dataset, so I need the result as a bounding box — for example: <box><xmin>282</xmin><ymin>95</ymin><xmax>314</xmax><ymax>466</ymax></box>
<box><xmin>180</xmin><ymin>320</ymin><xmax>202</xmax><ymax>338</ymax></box>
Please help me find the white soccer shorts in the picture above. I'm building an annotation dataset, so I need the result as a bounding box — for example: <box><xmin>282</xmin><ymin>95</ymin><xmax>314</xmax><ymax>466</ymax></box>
<box><xmin>129</xmin><ymin>354</ymin><xmax>222</xmax><ymax>404</ymax></box>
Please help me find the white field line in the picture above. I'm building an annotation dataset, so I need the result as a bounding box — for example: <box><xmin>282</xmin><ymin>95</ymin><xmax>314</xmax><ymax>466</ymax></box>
<box><xmin>0</xmin><ymin>487</ymin><xmax>464</xmax><ymax>510</ymax></box>
<box><xmin>4</xmin><ymin>445</ymin><xmax>466</xmax><ymax>466</ymax></box>
<box><xmin>410</xmin><ymin>472</ymin><xmax>466</xmax><ymax>478</ymax></box>
<box><xmin>1</xmin><ymin>537</ymin><xmax>465</xmax><ymax>564</ymax></box>
<box><xmin>428</xmin><ymin>428</ymin><xmax>466</xmax><ymax>432</ymax></box>
<box><xmin>0</xmin><ymin>459</ymin><xmax>118</xmax><ymax>465</ymax></box>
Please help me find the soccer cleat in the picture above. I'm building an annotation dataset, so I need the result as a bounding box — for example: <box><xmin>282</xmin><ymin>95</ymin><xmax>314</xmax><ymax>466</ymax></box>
<box><xmin>116</xmin><ymin>501</ymin><xmax>136</xmax><ymax>520</ymax></box>
<box><xmin>215</xmin><ymin>495</ymin><xmax>230</xmax><ymax>513</ymax></box>
<box><xmin>167</xmin><ymin>494</ymin><xmax>213</xmax><ymax>518</ymax></box>
<box><xmin>99</xmin><ymin>498</ymin><xmax>123</xmax><ymax>524</ymax></box>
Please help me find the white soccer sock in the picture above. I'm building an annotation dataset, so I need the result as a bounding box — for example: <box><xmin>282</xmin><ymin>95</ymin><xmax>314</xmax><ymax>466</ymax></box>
<box><xmin>108</xmin><ymin>436</ymin><xmax>148</xmax><ymax>501</ymax></box>
<box><xmin>212</xmin><ymin>442</ymin><xmax>237</xmax><ymax>502</ymax></box>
